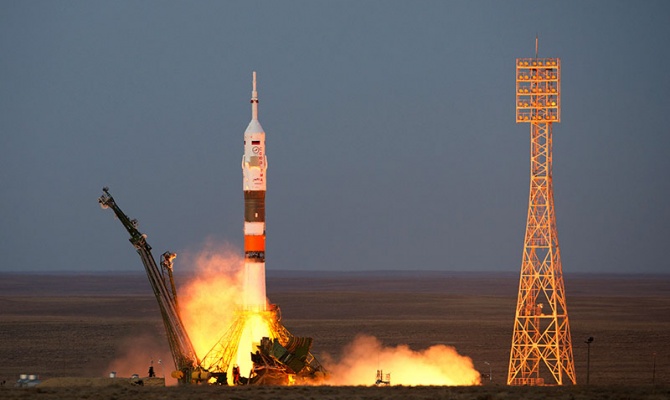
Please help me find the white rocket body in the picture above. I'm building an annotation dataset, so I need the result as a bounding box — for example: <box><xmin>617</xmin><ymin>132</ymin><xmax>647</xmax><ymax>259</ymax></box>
<box><xmin>242</xmin><ymin>72</ymin><xmax>267</xmax><ymax>311</ymax></box>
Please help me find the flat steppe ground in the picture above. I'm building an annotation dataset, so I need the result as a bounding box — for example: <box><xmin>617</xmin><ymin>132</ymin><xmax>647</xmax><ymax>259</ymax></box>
<box><xmin>0</xmin><ymin>271</ymin><xmax>668</xmax><ymax>399</ymax></box>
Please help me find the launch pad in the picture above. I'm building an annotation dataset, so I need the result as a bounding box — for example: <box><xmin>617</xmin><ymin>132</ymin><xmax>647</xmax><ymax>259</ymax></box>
<box><xmin>97</xmin><ymin>45</ymin><xmax>578</xmax><ymax>387</ymax></box>
<box><xmin>198</xmin><ymin>306</ymin><xmax>326</xmax><ymax>385</ymax></box>
<box><xmin>99</xmin><ymin>186</ymin><xmax>326</xmax><ymax>385</ymax></box>
<box><xmin>99</xmin><ymin>72</ymin><xmax>326</xmax><ymax>386</ymax></box>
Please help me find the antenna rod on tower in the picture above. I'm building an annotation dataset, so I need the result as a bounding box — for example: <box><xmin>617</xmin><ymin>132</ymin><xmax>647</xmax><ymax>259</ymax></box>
<box><xmin>535</xmin><ymin>35</ymin><xmax>539</xmax><ymax>58</ymax></box>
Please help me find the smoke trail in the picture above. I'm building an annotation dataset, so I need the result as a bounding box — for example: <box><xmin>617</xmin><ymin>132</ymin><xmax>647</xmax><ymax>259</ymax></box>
<box><xmin>178</xmin><ymin>239</ymin><xmax>272</xmax><ymax>380</ymax></box>
<box><xmin>176</xmin><ymin>241</ymin><xmax>480</xmax><ymax>386</ymax></box>
<box><xmin>322</xmin><ymin>335</ymin><xmax>481</xmax><ymax>386</ymax></box>
<box><xmin>178</xmin><ymin>239</ymin><xmax>246</xmax><ymax>357</ymax></box>
<box><xmin>105</xmin><ymin>335</ymin><xmax>174</xmax><ymax>385</ymax></box>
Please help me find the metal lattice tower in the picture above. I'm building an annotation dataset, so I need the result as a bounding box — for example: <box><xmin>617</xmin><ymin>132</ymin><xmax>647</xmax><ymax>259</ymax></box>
<box><xmin>507</xmin><ymin>48</ymin><xmax>576</xmax><ymax>386</ymax></box>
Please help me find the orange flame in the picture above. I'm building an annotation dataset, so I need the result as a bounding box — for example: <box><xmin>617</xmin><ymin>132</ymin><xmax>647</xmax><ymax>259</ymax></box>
<box><xmin>178</xmin><ymin>240</ymin><xmax>275</xmax><ymax>381</ymax></box>
<box><xmin>233</xmin><ymin>312</ymin><xmax>275</xmax><ymax>376</ymax></box>
<box><xmin>177</xmin><ymin>241</ymin><xmax>480</xmax><ymax>386</ymax></box>
<box><xmin>322</xmin><ymin>335</ymin><xmax>481</xmax><ymax>386</ymax></box>
<box><xmin>178</xmin><ymin>240</ymin><xmax>245</xmax><ymax>358</ymax></box>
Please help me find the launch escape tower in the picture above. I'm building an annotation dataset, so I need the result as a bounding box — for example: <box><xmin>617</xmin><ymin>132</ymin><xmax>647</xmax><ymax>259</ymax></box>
<box><xmin>507</xmin><ymin>45</ymin><xmax>576</xmax><ymax>386</ymax></box>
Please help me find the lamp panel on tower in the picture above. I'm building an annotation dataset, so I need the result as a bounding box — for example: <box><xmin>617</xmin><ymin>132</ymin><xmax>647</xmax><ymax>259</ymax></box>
<box><xmin>516</xmin><ymin>58</ymin><xmax>561</xmax><ymax>123</ymax></box>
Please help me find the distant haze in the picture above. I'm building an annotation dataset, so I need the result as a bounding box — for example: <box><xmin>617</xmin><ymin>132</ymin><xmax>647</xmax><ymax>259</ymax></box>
<box><xmin>1</xmin><ymin>1</ymin><xmax>669</xmax><ymax>274</ymax></box>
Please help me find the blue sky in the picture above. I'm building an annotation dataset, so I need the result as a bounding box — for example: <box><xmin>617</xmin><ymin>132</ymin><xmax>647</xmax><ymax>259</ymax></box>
<box><xmin>1</xmin><ymin>1</ymin><xmax>669</xmax><ymax>273</ymax></box>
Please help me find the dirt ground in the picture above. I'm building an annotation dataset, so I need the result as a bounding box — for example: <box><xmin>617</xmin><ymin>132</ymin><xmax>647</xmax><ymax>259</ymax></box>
<box><xmin>0</xmin><ymin>271</ymin><xmax>668</xmax><ymax>399</ymax></box>
<box><xmin>3</xmin><ymin>384</ymin><xmax>670</xmax><ymax>400</ymax></box>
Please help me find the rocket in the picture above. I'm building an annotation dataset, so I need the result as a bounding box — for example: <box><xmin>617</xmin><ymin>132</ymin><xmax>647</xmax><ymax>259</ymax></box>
<box><xmin>242</xmin><ymin>71</ymin><xmax>268</xmax><ymax>312</ymax></box>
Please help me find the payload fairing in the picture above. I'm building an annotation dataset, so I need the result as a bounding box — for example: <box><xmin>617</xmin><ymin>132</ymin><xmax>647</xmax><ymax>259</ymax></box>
<box><xmin>242</xmin><ymin>71</ymin><xmax>268</xmax><ymax>312</ymax></box>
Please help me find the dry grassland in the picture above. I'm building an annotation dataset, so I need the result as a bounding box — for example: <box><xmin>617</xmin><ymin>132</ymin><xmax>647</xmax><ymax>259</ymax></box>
<box><xmin>0</xmin><ymin>271</ymin><xmax>668</xmax><ymax>399</ymax></box>
<box><xmin>5</xmin><ymin>384</ymin><xmax>670</xmax><ymax>400</ymax></box>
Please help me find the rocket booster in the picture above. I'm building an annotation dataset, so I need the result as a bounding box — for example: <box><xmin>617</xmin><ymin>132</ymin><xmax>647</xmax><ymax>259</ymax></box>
<box><xmin>242</xmin><ymin>71</ymin><xmax>267</xmax><ymax>311</ymax></box>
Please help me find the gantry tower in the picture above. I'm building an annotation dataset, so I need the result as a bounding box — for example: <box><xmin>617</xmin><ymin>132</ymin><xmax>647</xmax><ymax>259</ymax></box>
<box><xmin>507</xmin><ymin>44</ymin><xmax>576</xmax><ymax>386</ymax></box>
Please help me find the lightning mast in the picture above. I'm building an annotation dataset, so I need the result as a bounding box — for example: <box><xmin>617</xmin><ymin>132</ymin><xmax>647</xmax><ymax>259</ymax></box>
<box><xmin>507</xmin><ymin>41</ymin><xmax>576</xmax><ymax>386</ymax></box>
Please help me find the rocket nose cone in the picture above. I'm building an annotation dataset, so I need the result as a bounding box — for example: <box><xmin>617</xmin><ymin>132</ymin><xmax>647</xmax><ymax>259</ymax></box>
<box><xmin>245</xmin><ymin>119</ymin><xmax>264</xmax><ymax>135</ymax></box>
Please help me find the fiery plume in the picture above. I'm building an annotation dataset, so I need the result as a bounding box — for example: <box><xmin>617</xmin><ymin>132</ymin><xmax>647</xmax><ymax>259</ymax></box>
<box><xmin>324</xmin><ymin>335</ymin><xmax>481</xmax><ymax>385</ymax></box>
<box><xmin>177</xmin><ymin>241</ymin><xmax>480</xmax><ymax>386</ymax></box>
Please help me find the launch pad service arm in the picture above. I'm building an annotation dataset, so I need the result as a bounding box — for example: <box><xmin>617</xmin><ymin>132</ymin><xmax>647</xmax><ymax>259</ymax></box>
<box><xmin>98</xmin><ymin>187</ymin><xmax>200</xmax><ymax>380</ymax></box>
